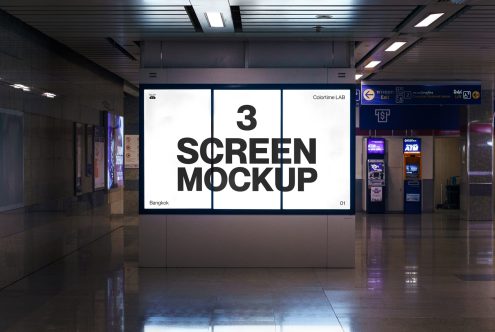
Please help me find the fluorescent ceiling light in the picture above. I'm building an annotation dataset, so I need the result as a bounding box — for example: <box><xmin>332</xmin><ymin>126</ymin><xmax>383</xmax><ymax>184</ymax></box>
<box><xmin>355</xmin><ymin>74</ymin><xmax>363</xmax><ymax>80</ymax></box>
<box><xmin>364</xmin><ymin>60</ymin><xmax>381</xmax><ymax>69</ymax></box>
<box><xmin>385</xmin><ymin>41</ymin><xmax>407</xmax><ymax>52</ymax></box>
<box><xmin>42</xmin><ymin>92</ymin><xmax>56</xmax><ymax>98</ymax></box>
<box><xmin>414</xmin><ymin>13</ymin><xmax>444</xmax><ymax>27</ymax></box>
<box><xmin>205</xmin><ymin>12</ymin><xmax>224</xmax><ymax>28</ymax></box>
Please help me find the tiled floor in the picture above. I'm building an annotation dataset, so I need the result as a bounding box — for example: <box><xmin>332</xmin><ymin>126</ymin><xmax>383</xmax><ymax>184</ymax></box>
<box><xmin>1</xmin><ymin>212</ymin><xmax>495</xmax><ymax>331</ymax></box>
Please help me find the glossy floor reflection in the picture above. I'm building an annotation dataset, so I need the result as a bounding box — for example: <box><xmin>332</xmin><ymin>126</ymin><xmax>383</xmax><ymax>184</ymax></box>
<box><xmin>1</xmin><ymin>212</ymin><xmax>495</xmax><ymax>331</ymax></box>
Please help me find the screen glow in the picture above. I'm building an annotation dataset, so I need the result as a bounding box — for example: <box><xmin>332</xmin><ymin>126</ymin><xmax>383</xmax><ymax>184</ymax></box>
<box><xmin>142</xmin><ymin>86</ymin><xmax>353</xmax><ymax>213</ymax></box>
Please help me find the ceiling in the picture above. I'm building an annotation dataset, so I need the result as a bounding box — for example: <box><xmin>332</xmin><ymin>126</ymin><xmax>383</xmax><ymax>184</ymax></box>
<box><xmin>0</xmin><ymin>0</ymin><xmax>494</xmax><ymax>87</ymax></box>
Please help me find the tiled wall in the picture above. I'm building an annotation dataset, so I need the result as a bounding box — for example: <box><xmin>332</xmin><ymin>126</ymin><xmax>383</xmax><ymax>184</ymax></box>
<box><xmin>124</xmin><ymin>93</ymin><xmax>139</xmax><ymax>215</ymax></box>
<box><xmin>0</xmin><ymin>10</ymin><xmax>124</xmax><ymax>208</ymax></box>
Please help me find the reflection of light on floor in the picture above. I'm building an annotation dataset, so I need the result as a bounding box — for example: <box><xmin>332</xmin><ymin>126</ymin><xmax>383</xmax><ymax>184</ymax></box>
<box><xmin>215</xmin><ymin>326</ymin><xmax>273</xmax><ymax>332</ymax></box>
<box><xmin>404</xmin><ymin>265</ymin><xmax>418</xmax><ymax>293</ymax></box>
<box><xmin>144</xmin><ymin>324</ymin><xmax>345</xmax><ymax>332</ymax></box>
<box><xmin>280</xmin><ymin>325</ymin><xmax>343</xmax><ymax>332</ymax></box>
<box><xmin>367</xmin><ymin>268</ymin><xmax>383</xmax><ymax>290</ymax></box>
<box><xmin>476</xmin><ymin>251</ymin><xmax>493</xmax><ymax>265</ymax></box>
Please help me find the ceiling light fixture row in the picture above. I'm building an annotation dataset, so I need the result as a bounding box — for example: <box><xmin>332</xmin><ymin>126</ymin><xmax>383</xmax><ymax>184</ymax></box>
<box><xmin>356</xmin><ymin>11</ymin><xmax>445</xmax><ymax>81</ymax></box>
<box><xmin>5</xmin><ymin>80</ymin><xmax>57</xmax><ymax>99</ymax></box>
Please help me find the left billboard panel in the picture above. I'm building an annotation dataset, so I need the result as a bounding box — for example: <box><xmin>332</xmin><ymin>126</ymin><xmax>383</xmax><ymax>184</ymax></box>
<box><xmin>144</xmin><ymin>89</ymin><xmax>212</xmax><ymax>209</ymax></box>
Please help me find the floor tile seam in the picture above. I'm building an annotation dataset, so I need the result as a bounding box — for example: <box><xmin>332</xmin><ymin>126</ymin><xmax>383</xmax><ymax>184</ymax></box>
<box><xmin>0</xmin><ymin>225</ymin><xmax>124</xmax><ymax>293</ymax></box>
<box><xmin>321</xmin><ymin>284</ymin><xmax>345</xmax><ymax>332</ymax></box>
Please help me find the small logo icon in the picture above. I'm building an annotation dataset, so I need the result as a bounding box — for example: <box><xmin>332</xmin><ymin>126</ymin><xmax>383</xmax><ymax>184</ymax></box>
<box><xmin>375</xmin><ymin>109</ymin><xmax>391</xmax><ymax>123</ymax></box>
<box><xmin>363</xmin><ymin>89</ymin><xmax>375</xmax><ymax>101</ymax></box>
<box><xmin>463</xmin><ymin>91</ymin><xmax>471</xmax><ymax>100</ymax></box>
<box><xmin>149</xmin><ymin>94</ymin><xmax>156</xmax><ymax>100</ymax></box>
<box><xmin>472</xmin><ymin>90</ymin><xmax>480</xmax><ymax>100</ymax></box>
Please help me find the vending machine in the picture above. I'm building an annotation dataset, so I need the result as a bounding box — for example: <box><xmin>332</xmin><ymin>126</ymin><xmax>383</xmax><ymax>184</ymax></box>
<box><xmin>403</xmin><ymin>138</ymin><xmax>422</xmax><ymax>214</ymax></box>
<box><xmin>366</xmin><ymin>138</ymin><xmax>386</xmax><ymax>213</ymax></box>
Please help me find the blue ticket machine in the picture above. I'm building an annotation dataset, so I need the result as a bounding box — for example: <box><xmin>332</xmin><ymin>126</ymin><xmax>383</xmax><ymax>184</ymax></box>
<box><xmin>403</xmin><ymin>138</ymin><xmax>422</xmax><ymax>214</ymax></box>
<box><xmin>366</xmin><ymin>138</ymin><xmax>386</xmax><ymax>213</ymax></box>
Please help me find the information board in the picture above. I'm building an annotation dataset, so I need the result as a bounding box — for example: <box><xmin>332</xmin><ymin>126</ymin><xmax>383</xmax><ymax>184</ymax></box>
<box><xmin>141</xmin><ymin>85</ymin><xmax>355</xmax><ymax>214</ymax></box>
<box><xmin>361</xmin><ymin>83</ymin><xmax>481</xmax><ymax>105</ymax></box>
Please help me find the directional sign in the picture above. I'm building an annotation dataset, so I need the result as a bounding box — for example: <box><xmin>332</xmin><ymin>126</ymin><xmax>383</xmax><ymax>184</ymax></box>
<box><xmin>363</xmin><ymin>88</ymin><xmax>375</xmax><ymax>101</ymax></box>
<box><xmin>361</xmin><ymin>83</ymin><xmax>481</xmax><ymax>105</ymax></box>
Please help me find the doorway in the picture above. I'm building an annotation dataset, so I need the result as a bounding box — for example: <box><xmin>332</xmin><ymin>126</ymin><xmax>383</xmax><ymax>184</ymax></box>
<box><xmin>434</xmin><ymin>137</ymin><xmax>461</xmax><ymax>209</ymax></box>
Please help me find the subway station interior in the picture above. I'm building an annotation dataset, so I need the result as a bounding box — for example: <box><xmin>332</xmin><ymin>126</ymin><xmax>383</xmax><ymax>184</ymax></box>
<box><xmin>1</xmin><ymin>0</ymin><xmax>495</xmax><ymax>331</ymax></box>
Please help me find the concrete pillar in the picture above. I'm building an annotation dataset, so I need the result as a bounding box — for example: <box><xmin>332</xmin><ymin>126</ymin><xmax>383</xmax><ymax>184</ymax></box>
<box><xmin>461</xmin><ymin>86</ymin><xmax>493</xmax><ymax>221</ymax></box>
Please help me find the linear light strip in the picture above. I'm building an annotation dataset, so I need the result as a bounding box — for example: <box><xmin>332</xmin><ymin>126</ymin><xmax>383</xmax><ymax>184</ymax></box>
<box><xmin>364</xmin><ymin>60</ymin><xmax>381</xmax><ymax>69</ymax></box>
<box><xmin>415</xmin><ymin>13</ymin><xmax>444</xmax><ymax>28</ymax></box>
<box><xmin>385</xmin><ymin>41</ymin><xmax>407</xmax><ymax>52</ymax></box>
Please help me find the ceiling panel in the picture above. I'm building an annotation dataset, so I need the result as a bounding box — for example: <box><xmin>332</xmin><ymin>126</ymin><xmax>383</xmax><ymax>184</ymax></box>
<box><xmin>0</xmin><ymin>4</ymin><xmax>196</xmax><ymax>84</ymax></box>
<box><xmin>239</xmin><ymin>5</ymin><xmax>416</xmax><ymax>33</ymax></box>
<box><xmin>0</xmin><ymin>1</ymin><xmax>494</xmax><ymax>87</ymax></box>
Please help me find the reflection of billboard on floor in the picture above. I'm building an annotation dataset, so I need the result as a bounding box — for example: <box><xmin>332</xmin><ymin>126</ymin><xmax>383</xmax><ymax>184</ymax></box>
<box><xmin>141</xmin><ymin>85</ymin><xmax>355</xmax><ymax>214</ymax></box>
<box><xmin>107</xmin><ymin>113</ymin><xmax>124</xmax><ymax>189</ymax></box>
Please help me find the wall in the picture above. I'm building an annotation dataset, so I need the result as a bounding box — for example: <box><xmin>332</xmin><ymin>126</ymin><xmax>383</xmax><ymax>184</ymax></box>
<box><xmin>0</xmin><ymin>10</ymin><xmax>125</xmax><ymax>288</ymax></box>
<box><xmin>124</xmin><ymin>93</ymin><xmax>139</xmax><ymax>215</ymax></box>
<box><xmin>0</xmin><ymin>10</ymin><xmax>124</xmax><ymax>209</ymax></box>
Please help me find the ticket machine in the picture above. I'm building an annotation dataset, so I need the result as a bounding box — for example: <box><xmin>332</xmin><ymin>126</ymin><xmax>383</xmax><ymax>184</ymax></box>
<box><xmin>366</xmin><ymin>138</ymin><xmax>386</xmax><ymax>213</ymax></box>
<box><xmin>403</xmin><ymin>138</ymin><xmax>422</xmax><ymax>213</ymax></box>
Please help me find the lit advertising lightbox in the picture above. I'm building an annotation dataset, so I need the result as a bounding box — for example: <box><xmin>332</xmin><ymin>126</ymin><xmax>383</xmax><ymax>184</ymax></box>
<box><xmin>107</xmin><ymin>113</ymin><xmax>124</xmax><ymax>189</ymax></box>
<box><xmin>140</xmin><ymin>85</ymin><xmax>355</xmax><ymax>214</ymax></box>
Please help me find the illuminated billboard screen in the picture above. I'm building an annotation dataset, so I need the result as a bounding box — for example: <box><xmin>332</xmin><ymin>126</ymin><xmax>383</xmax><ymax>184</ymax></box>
<box><xmin>107</xmin><ymin>113</ymin><xmax>124</xmax><ymax>189</ymax></box>
<box><xmin>140</xmin><ymin>85</ymin><xmax>355</xmax><ymax>214</ymax></box>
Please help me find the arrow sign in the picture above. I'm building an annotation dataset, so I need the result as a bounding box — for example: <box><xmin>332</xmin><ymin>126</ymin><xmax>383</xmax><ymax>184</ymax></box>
<box><xmin>363</xmin><ymin>89</ymin><xmax>375</xmax><ymax>101</ymax></box>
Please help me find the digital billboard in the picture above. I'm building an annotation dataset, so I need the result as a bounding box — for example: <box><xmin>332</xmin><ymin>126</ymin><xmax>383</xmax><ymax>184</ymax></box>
<box><xmin>141</xmin><ymin>85</ymin><xmax>355</xmax><ymax>214</ymax></box>
<box><xmin>107</xmin><ymin>113</ymin><xmax>124</xmax><ymax>189</ymax></box>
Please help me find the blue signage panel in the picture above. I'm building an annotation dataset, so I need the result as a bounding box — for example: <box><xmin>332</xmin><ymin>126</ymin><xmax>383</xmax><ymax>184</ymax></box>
<box><xmin>361</xmin><ymin>84</ymin><xmax>481</xmax><ymax>105</ymax></box>
<box><xmin>359</xmin><ymin>105</ymin><xmax>460</xmax><ymax>130</ymax></box>
<box><xmin>403</xmin><ymin>138</ymin><xmax>421</xmax><ymax>153</ymax></box>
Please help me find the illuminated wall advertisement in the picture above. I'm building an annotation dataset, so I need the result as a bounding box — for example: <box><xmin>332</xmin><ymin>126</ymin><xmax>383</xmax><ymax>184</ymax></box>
<box><xmin>74</xmin><ymin>123</ymin><xmax>83</xmax><ymax>195</ymax></box>
<box><xmin>94</xmin><ymin>126</ymin><xmax>106</xmax><ymax>190</ymax></box>
<box><xmin>107</xmin><ymin>113</ymin><xmax>124</xmax><ymax>189</ymax></box>
<box><xmin>141</xmin><ymin>85</ymin><xmax>355</xmax><ymax>214</ymax></box>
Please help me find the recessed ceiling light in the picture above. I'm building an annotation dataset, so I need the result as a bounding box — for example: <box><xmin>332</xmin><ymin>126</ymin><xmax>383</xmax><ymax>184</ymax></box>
<box><xmin>364</xmin><ymin>60</ymin><xmax>381</xmax><ymax>69</ymax></box>
<box><xmin>414</xmin><ymin>13</ymin><xmax>444</xmax><ymax>28</ymax></box>
<box><xmin>385</xmin><ymin>41</ymin><xmax>407</xmax><ymax>52</ymax></box>
<box><xmin>205</xmin><ymin>12</ymin><xmax>224</xmax><ymax>28</ymax></box>
<box><xmin>42</xmin><ymin>92</ymin><xmax>56</xmax><ymax>98</ymax></box>
<box><xmin>355</xmin><ymin>74</ymin><xmax>363</xmax><ymax>80</ymax></box>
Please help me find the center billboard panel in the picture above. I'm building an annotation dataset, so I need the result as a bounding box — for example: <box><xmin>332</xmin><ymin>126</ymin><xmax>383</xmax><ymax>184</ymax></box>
<box><xmin>141</xmin><ymin>85</ymin><xmax>354</xmax><ymax>214</ymax></box>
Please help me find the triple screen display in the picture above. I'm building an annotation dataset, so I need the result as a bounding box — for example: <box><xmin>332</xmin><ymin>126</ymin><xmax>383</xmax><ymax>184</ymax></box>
<box><xmin>142</xmin><ymin>86</ymin><xmax>353</xmax><ymax>213</ymax></box>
